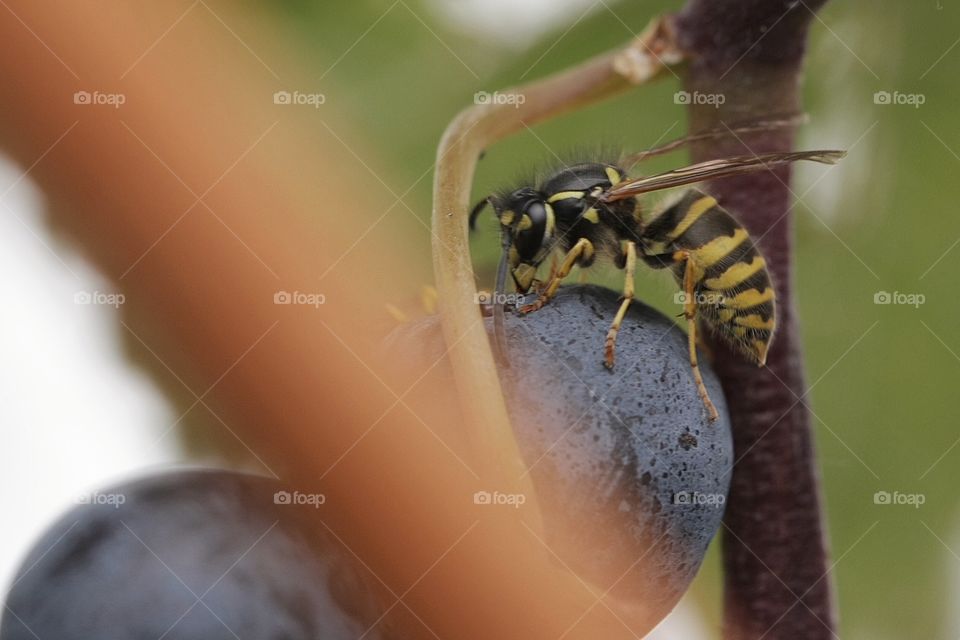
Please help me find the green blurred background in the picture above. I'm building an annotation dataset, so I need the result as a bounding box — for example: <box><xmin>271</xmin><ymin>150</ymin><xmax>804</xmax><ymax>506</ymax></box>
<box><xmin>261</xmin><ymin>1</ymin><xmax>957</xmax><ymax>637</ymax></box>
<box><xmin>4</xmin><ymin>0</ymin><xmax>957</xmax><ymax>637</ymax></box>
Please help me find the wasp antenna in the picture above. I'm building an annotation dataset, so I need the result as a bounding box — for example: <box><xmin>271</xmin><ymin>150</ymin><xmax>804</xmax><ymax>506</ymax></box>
<box><xmin>492</xmin><ymin>230</ymin><xmax>512</xmax><ymax>369</ymax></box>
<box><xmin>469</xmin><ymin>197</ymin><xmax>491</xmax><ymax>231</ymax></box>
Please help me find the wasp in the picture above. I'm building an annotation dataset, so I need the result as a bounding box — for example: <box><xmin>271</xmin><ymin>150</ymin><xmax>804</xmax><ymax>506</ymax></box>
<box><xmin>470</xmin><ymin>121</ymin><xmax>845</xmax><ymax>421</ymax></box>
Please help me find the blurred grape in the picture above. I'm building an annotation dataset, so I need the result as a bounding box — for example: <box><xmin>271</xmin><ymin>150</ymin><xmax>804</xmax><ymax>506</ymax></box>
<box><xmin>2</xmin><ymin>470</ymin><xmax>393</xmax><ymax>640</ymax></box>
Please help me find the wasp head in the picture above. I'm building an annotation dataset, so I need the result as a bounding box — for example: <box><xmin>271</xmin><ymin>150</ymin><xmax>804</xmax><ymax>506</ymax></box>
<box><xmin>469</xmin><ymin>186</ymin><xmax>556</xmax><ymax>368</ymax></box>
<box><xmin>488</xmin><ymin>187</ymin><xmax>555</xmax><ymax>293</ymax></box>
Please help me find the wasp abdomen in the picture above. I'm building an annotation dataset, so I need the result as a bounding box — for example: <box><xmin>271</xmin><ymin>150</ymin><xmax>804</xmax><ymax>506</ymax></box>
<box><xmin>644</xmin><ymin>189</ymin><xmax>776</xmax><ymax>365</ymax></box>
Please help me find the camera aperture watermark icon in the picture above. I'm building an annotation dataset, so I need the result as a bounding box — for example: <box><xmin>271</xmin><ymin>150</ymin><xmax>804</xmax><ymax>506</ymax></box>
<box><xmin>873</xmin><ymin>90</ymin><xmax>925</xmax><ymax>108</ymax></box>
<box><xmin>74</xmin><ymin>290</ymin><xmax>125</xmax><ymax>308</ymax></box>
<box><xmin>273</xmin><ymin>90</ymin><xmax>326</xmax><ymax>109</ymax></box>
<box><xmin>273</xmin><ymin>490</ymin><xmax>326</xmax><ymax>509</ymax></box>
<box><xmin>473</xmin><ymin>490</ymin><xmax>526</xmax><ymax>509</ymax></box>
<box><xmin>674</xmin><ymin>91</ymin><xmax>725</xmax><ymax>108</ymax></box>
<box><xmin>76</xmin><ymin>492</ymin><xmax>126</xmax><ymax>509</ymax></box>
<box><xmin>674</xmin><ymin>291</ymin><xmax>725</xmax><ymax>306</ymax></box>
<box><xmin>873</xmin><ymin>290</ymin><xmax>925</xmax><ymax>308</ymax></box>
<box><xmin>672</xmin><ymin>491</ymin><xmax>725</xmax><ymax>507</ymax></box>
<box><xmin>474</xmin><ymin>91</ymin><xmax>526</xmax><ymax>109</ymax></box>
<box><xmin>475</xmin><ymin>291</ymin><xmax>524</xmax><ymax>306</ymax></box>
<box><xmin>274</xmin><ymin>290</ymin><xmax>326</xmax><ymax>308</ymax></box>
<box><xmin>73</xmin><ymin>90</ymin><xmax>126</xmax><ymax>109</ymax></box>
<box><xmin>873</xmin><ymin>490</ymin><xmax>925</xmax><ymax>509</ymax></box>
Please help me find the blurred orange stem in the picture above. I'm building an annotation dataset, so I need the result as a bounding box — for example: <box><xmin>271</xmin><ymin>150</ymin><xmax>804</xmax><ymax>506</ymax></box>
<box><xmin>0</xmin><ymin>3</ymin><xmax>684</xmax><ymax>637</ymax></box>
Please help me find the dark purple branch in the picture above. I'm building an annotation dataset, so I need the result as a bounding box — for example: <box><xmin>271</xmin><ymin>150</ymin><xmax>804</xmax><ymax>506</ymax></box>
<box><xmin>670</xmin><ymin>2</ymin><xmax>835</xmax><ymax>639</ymax></box>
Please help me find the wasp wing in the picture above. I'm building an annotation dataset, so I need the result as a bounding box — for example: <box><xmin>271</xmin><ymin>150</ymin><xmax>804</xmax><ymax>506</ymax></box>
<box><xmin>602</xmin><ymin>150</ymin><xmax>846</xmax><ymax>202</ymax></box>
<box><xmin>620</xmin><ymin>115</ymin><xmax>809</xmax><ymax>167</ymax></box>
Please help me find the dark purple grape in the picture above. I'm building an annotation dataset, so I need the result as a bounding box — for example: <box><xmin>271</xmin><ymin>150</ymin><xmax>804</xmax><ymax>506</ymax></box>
<box><xmin>1</xmin><ymin>470</ymin><xmax>393</xmax><ymax>640</ymax></box>
<box><xmin>386</xmin><ymin>284</ymin><xmax>732</xmax><ymax>620</ymax></box>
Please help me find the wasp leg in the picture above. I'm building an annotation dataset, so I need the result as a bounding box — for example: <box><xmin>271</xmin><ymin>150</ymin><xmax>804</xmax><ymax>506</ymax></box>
<box><xmin>603</xmin><ymin>241</ymin><xmax>637</xmax><ymax>370</ymax></box>
<box><xmin>520</xmin><ymin>238</ymin><xmax>593</xmax><ymax>314</ymax></box>
<box><xmin>675</xmin><ymin>250</ymin><xmax>720</xmax><ymax>422</ymax></box>
<box><xmin>533</xmin><ymin>255</ymin><xmax>559</xmax><ymax>296</ymax></box>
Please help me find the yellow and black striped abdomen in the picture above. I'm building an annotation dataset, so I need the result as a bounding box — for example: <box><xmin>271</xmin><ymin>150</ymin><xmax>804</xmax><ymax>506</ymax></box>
<box><xmin>642</xmin><ymin>189</ymin><xmax>776</xmax><ymax>365</ymax></box>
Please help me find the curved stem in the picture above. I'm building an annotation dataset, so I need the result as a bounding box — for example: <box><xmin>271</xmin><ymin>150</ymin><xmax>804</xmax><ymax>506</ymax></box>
<box><xmin>431</xmin><ymin>17</ymin><xmax>679</xmax><ymax>532</ymax></box>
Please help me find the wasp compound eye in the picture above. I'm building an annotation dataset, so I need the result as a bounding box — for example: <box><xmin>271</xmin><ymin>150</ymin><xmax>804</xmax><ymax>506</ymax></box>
<box><xmin>511</xmin><ymin>199</ymin><xmax>548</xmax><ymax>263</ymax></box>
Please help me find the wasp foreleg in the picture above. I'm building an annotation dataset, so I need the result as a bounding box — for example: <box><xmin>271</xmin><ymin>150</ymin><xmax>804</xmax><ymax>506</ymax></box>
<box><xmin>520</xmin><ymin>238</ymin><xmax>593</xmax><ymax>314</ymax></box>
<box><xmin>603</xmin><ymin>241</ymin><xmax>637</xmax><ymax>369</ymax></box>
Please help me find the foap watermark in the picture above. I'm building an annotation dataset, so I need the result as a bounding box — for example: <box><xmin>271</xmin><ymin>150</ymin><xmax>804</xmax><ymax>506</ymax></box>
<box><xmin>873</xmin><ymin>490</ymin><xmax>925</xmax><ymax>509</ymax></box>
<box><xmin>273</xmin><ymin>90</ymin><xmax>326</xmax><ymax>109</ymax></box>
<box><xmin>74</xmin><ymin>290</ymin><xmax>125</xmax><ymax>308</ymax></box>
<box><xmin>73</xmin><ymin>90</ymin><xmax>126</xmax><ymax>109</ymax></box>
<box><xmin>874</xmin><ymin>290</ymin><xmax>925</xmax><ymax>308</ymax></box>
<box><xmin>473</xmin><ymin>490</ymin><xmax>526</xmax><ymax>508</ymax></box>
<box><xmin>274</xmin><ymin>290</ymin><xmax>326</xmax><ymax>307</ymax></box>
<box><xmin>672</xmin><ymin>491</ymin><xmax>725</xmax><ymax>507</ymax></box>
<box><xmin>674</xmin><ymin>291</ymin><xmax>725</xmax><ymax>306</ymax></box>
<box><xmin>674</xmin><ymin>90</ymin><xmax>725</xmax><ymax>108</ymax></box>
<box><xmin>475</xmin><ymin>290</ymin><xmax>524</xmax><ymax>306</ymax></box>
<box><xmin>474</xmin><ymin>91</ymin><xmax>526</xmax><ymax>108</ymax></box>
<box><xmin>873</xmin><ymin>90</ymin><xmax>925</xmax><ymax>108</ymax></box>
<box><xmin>76</xmin><ymin>492</ymin><xmax>126</xmax><ymax>508</ymax></box>
<box><xmin>273</xmin><ymin>490</ymin><xmax>326</xmax><ymax>508</ymax></box>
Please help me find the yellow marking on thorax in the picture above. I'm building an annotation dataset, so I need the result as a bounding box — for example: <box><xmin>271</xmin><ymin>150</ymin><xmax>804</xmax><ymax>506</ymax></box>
<box><xmin>604</xmin><ymin>167</ymin><xmax>622</xmax><ymax>185</ymax></box>
<box><xmin>734</xmin><ymin>313</ymin><xmax>776</xmax><ymax>330</ymax></box>
<box><xmin>499</xmin><ymin>210</ymin><xmax>515</xmax><ymax>226</ymax></box>
<box><xmin>691</xmin><ymin>228</ymin><xmax>749</xmax><ymax>267</ymax></box>
<box><xmin>724</xmin><ymin>286</ymin><xmax>775</xmax><ymax>309</ymax></box>
<box><xmin>545</xmin><ymin>202</ymin><xmax>556</xmax><ymax>236</ymax></box>
<box><xmin>547</xmin><ymin>190</ymin><xmax>584</xmax><ymax>203</ymax></box>
<box><xmin>668</xmin><ymin>195</ymin><xmax>717</xmax><ymax>240</ymax></box>
<box><xmin>704</xmin><ymin>256</ymin><xmax>766</xmax><ymax>290</ymax></box>
<box><xmin>582</xmin><ymin>207</ymin><xmax>600</xmax><ymax>224</ymax></box>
